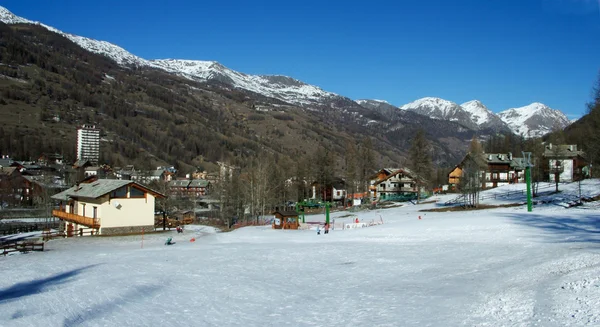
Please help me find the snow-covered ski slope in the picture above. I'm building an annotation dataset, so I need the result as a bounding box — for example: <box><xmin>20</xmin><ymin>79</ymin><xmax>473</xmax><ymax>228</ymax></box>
<box><xmin>1</xmin><ymin>181</ymin><xmax>600</xmax><ymax>326</ymax></box>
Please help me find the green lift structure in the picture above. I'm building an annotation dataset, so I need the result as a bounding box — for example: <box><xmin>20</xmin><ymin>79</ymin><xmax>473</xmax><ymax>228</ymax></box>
<box><xmin>295</xmin><ymin>200</ymin><xmax>331</xmax><ymax>224</ymax></box>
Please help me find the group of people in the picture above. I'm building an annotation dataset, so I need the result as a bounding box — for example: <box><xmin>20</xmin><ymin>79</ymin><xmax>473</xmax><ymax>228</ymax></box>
<box><xmin>316</xmin><ymin>222</ymin><xmax>330</xmax><ymax>235</ymax></box>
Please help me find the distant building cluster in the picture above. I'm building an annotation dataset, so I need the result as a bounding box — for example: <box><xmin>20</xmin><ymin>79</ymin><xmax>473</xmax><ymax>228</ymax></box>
<box><xmin>447</xmin><ymin>143</ymin><xmax>589</xmax><ymax>191</ymax></box>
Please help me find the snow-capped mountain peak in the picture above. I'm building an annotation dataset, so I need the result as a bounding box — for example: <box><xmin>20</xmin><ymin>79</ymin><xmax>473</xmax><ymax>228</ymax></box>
<box><xmin>399</xmin><ymin>97</ymin><xmax>482</xmax><ymax>129</ymax></box>
<box><xmin>0</xmin><ymin>6</ymin><xmax>30</xmax><ymax>24</ymax></box>
<box><xmin>0</xmin><ymin>6</ymin><xmax>575</xmax><ymax>135</ymax></box>
<box><xmin>0</xmin><ymin>6</ymin><xmax>340</xmax><ymax>106</ymax></box>
<box><xmin>0</xmin><ymin>6</ymin><xmax>148</xmax><ymax>67</ymax></box>
<box><xmin>148</xmin><ymin>59</ymin><xmax>338</xmax><ymax>105</ymax></box>
<box><xmin>400</xmin><ymin>97</ymin><xmax>459</xmax><ymax>114</ymax></box>
<box><xmin>356</xmin><ymin>99</ymin><xmax>390</xmax><ymax>106</ymax></box>
<box><xmin>497</xmin><ymin>103</ymin><xmax>571</xmax><ymax>138</ymax></box>
<box><xmin>460</xmin><ymin>100</ymin><xmax>494</xmax><ymax>125</ymax></box>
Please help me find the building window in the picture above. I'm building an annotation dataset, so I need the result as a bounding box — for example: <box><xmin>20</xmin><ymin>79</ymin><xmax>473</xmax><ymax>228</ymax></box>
<box><xmin>110</xmin><ymin>186</ymin><xmax>128</xmax><ymax>198</ymax></box>
<box><xmin>82</xmin><ymin>203</ymin><xmax>86</xmax><ymax>217</ymax></box>
<box><xmin>93</xmin><ymin>206</ymin><xmax>97</xmax><ymax>219</ymax></box>
<box><xmin>129</xmin><ymin>186</ymin><xmax>145</xmax><ymax>198</ymax></box>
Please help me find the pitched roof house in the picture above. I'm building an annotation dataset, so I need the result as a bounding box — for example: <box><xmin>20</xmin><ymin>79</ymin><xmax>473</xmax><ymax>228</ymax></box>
<box><xmin>543</xmin><ymin>143</ymin><xmax>587</xmax><ymax>182</ymax></box>
<box><xmin>448</xmin><ymin>152</ymin><xmax>528</xmax><ymax>190</ymax></box>
<box><xmin>310</xmin><ymin>178</ymin><xmax>347</xmax><ymax>202</ymax></box>
<box><xmin>51</xmin><ymin>179</ymin><xmax>165</xmax><ymax>236</ymax></box>
<box><xmin>372</xmin><ymin>168</ymin><xmax>420</xmax><ymax>201</ymax></box>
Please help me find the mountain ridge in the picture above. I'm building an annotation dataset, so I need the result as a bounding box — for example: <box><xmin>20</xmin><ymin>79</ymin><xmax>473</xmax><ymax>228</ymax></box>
<box><xmin>0</xmin><ymin>6</ymin><xmax>573</xmax><ymax>135</ymax></box>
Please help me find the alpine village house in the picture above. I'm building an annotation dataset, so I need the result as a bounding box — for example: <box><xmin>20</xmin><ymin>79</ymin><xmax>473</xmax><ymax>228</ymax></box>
<box><xmin>51</xmin><ymin>179</ymin><xmax>165</xmax><ymax>236</ymax></box>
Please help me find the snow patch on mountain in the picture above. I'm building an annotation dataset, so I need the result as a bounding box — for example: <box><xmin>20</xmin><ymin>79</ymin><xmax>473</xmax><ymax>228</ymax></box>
<box><xmin>399</xmin><ymin>97</ymin><xmax>481</xmax><ymax>129</ymax></box>
<box><xmin>0</xmin><ymin>6</ymin><xmax>340</xmax><ymax>106</ymax></box>
<box><xmin>400</xmin><ymin>97</ymin><xmax>461</xmax><ymax>116</ymax></box>
<box><xmin>356</xmin><ymin>99</ymin><xmax>391</xmax><ymax>106</ymax></box>
<box><xmin>0</xmin><ymin>6</ymin><xmax>28</xmax><ymax>24</ymax></box>
<box><xmin>460</xmin><ymin>100</ymin><xmax>494</xmax><ymax>125</ymax></box>
<box><xmin>498</xmin><ymin>102</ymin><xmax>570</xmax><ymax>138</ymax></box>
<box><xmin>1</xmin><ymin>6</ymin><xmax>149</xmax><ymax>67</ymax></box>
<box><xmin>149</xmin><ymin>59</ymin><xmax>338</xmax><ymax>105</ymax></box>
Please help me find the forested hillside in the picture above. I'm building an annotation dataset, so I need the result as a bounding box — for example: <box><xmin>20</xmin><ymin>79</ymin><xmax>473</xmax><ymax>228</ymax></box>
<box><xmin>560</xmin><ymin>76</ymin><xmax>600</xmax><ymax>168</ymax></box>
<box><xmin>0</xmin><ymin>21</ymin><xmax>478</xmax><ymax>178</ymax></box>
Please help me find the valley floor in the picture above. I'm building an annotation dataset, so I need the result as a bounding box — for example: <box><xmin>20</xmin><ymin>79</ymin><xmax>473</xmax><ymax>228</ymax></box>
<box><xmin>1</xmin><ymin>181</ymin><xmax>600</xmax><ymax>326</ymax></box>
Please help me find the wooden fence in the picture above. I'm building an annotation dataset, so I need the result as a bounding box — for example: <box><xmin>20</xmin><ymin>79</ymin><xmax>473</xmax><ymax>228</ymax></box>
<box><xmin>1</xmin><ymin>240</ymin><xmax>44</xmax><ymax>256</ymax></box>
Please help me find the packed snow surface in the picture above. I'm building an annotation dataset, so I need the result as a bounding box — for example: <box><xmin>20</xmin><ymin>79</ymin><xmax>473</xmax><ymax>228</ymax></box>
<box><xmin>2</xmin><ymin>180</ymin><xmax>600</xmax><ymax>326</ymax></box>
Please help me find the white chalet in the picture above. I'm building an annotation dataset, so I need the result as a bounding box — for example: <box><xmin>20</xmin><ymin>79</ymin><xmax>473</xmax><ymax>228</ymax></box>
<box><xmin>51</xmin><ymin>179</ymin><xmax>165</xmax><ymax>236</ymax></box>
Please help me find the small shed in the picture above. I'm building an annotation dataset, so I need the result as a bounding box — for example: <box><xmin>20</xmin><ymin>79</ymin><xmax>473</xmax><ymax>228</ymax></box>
<box><xmin>172</xmin><ymin>210</ymin><xmax>195</xmax><ymax>225</ymax></box>
<box><xmin>272</xmin><ymin>210</ymin><xmax>299</xmax><ymax>230</ymax></box>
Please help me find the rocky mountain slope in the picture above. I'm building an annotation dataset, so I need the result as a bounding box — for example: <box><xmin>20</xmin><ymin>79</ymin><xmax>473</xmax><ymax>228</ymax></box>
<box><xmin>355</xmin><ymin>99</ymin><xmax>399</xmax><ymax>115</ymax></box>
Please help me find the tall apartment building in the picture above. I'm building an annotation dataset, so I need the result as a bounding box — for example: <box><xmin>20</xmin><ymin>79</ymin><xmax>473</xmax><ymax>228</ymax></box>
<box><xmin>76</xmin><ymin>124</ymin><xmax>100</xmax><ymax>164</ymax></box>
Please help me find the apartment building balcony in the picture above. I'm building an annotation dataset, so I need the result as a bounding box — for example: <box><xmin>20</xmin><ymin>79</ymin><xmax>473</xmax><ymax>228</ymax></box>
<box><xmin>52</xmin><ymin>209</ymin><xmax>100</xmax><ymax>229</ymax></box>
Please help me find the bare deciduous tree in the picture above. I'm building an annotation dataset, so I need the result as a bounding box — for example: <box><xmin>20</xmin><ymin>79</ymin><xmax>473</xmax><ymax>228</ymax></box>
<box><xmin>460</xmin><ymin>137</ymin><xmax>486</xmax><ymax>207</ymax></box>
<box><xmin>408</xmin><ymin>129</ymin><xmax>432</xmax><ymax>203</ymax></box>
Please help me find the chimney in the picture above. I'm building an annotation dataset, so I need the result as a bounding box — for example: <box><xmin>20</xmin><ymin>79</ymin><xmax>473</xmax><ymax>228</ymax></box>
<box><xmin>569</xmin><ymin>145</ymin><xmax>573</xmax><ymax>151</ymax></box>
<box><xmin>548</xmin><ymin>143</ymin><xmax>552</xmax><ymax>150</ymax></box>
<box><xmin>508</xmin><ymin>152</ymin><xmax>512</xmax><ymax>160</ymax></box>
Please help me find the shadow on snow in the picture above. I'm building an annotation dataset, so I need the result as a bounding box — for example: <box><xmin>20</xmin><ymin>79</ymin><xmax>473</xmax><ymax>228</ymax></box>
<box><xmin>0</xmin><ymin>264</ymin><xmax>99</xmax><ymax>303</ymax></box>
<box><xmin>62</xmin><ymin>284</ymin><xmax>163</xmax><ymax>327</ymax></box>
<box><xmin>507</xmin><ymin>211</ymin><xmax>600</xmax><ymax>246</ymax></box>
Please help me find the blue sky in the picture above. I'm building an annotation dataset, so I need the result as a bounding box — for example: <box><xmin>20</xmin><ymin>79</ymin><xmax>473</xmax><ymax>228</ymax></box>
<box><xmin>2</xmin><ymin>0</ymin><xmax>600</xmax><ymax>118</ymax></box>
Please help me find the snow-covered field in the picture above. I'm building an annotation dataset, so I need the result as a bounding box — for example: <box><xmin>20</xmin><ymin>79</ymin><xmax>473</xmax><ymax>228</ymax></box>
<box><xmin>1</xmin><ymin>181</ymin><xmax>600</xmax><ymax>326</ymax></box>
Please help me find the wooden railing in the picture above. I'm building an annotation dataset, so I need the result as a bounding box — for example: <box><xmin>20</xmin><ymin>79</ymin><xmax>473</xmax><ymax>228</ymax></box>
<box><xmin>52</xmin><ymin>209</ymin><xmax>100</xmax><ymax>229</ymax></box>
<box><xmin>2</xmin><ymin>240</ymin><xmax>44</xmax><ymax>256</ymax></box>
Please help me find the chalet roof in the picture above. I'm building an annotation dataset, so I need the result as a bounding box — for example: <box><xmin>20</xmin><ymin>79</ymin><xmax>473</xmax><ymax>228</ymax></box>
<box><xmin>150</xmin><ymin>169</ymin><xmax>165</xmax><ymax>177</ymax></box>
<box><xmin>368</xmin><ymin>168</ymin><xmax>401</xmax><ymax>181</ymax></box>
<box><xmin>85</xmin><ymin>166</ymin><xmax>101</xmax><ymax>171</ymax></box>
<box><xmin>172</xmin><ymin>210</ymin><xmax>194</xmax><ymax>217</ymax></box>
<box><xmin>0</xmin><ymin>158</ymin><xmax>14</xmax><ymax>167</ymax></box>
<box><xmin>72</xmin><ymin>159</ymin><xmax>91</xmax><ymax>168</ymax></box>
<box><xmin>188</xmin><ymin>179</ymin><xmax>209</xmax><ymax>187</ymax></box>
<box><xmin>482</xmin><ymin>153</ymin><xmax>513</xmax><ymax>164</ymax></box>
<box><xmin>510</xmin><ymin>158</ymin><xmax>528</xmax><ymax>170</ymax></box>
<box><xmin>52</xmin><ymin>179</ymin><xmax>165</xmax><ymax>201</ymax></box>
<box><xmin>0</xmin><ymin>166</ymin><xmax>18</xmax><ymax>176</ymax></box>
<box><xmin>375</xmin><ymin>168</ymin><xmax>417</xmax><ymax>185</ymax></box>
<box><xmin>272</xmin><ymin>210</ymin><xmax>298</xmax><ymax>217</ymax></box>
<box><xmin>22</xmin><ymin>176</ymin><xmax>67</xmax><ymax>189</ymax></box>
<box><xmin>22</xmin><ymin>164</ymin><xmax>41</xmax><ymax>170</ymax></box>
<box><xmin>169</xmin><ymin>180</ymin><xmax>190</xmax><ymax>187</ymax></box>
<box><xmin>543</xmin><ymin>144</ymin><xmax>585</xmax><ymax>158</ymax></box>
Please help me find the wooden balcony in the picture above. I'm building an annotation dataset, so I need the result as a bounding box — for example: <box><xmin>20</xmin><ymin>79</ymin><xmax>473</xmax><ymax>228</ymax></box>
<box><xmin>52</xmin><ymin>209</ymin><xmax>100</xmax><ymax>229</ymax></box>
